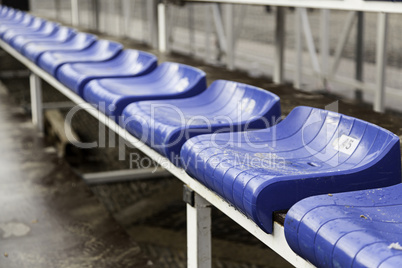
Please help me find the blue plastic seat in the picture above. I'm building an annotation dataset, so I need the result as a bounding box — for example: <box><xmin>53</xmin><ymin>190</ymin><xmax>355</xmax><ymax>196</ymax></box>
<box><xmin>11</xmin><ymin>26</ymin><xmax>76</xmax><ymax>53</ymax></box>
<box><xmin>122</xmin><ymin>80</ymin><xmax>280</xmax><ymax>165</ymax></box>
<box><xmin>3</xmin><ymin>21</ymin><xmax>59</xmax><ymax>44</ymax></box>
<box><xmin>37</xmin><ymin>39</ymin><xmax>123</xmax><ymax>76</ymax></box>
<box><xmin>0</xmin><ymin>8</ymin><xmax>20</xmax><ymax>22</ymax></box>
<box><xmin>0</xmin><ymin>6</ymin><xmax>11</xmax><ymax>19</ymax></box>
<box><xmin>83</xmin><ymin>62</ymin><xmax>207</xmax><ymax>117</ymax></box>
<box><xmin>180</xmin><ymin>106</ymin><xmax>401</xmax><ymax>233</ymax></box>
<box><xmin>285</xmin><ymin>184</ymin><xmax>402</xmax><ymax>268</ymax></box>
<box><xmin>57</xmin><ymin>49</ymin><xmax>158</xmax><ymax>96</ymax></box>
<box><xmin>23</xmin><ymin>32</ymin><xmax>97</xmax><ymax>63</ymax></box>
<box><xmin>0</xmin><ymin>12</ymin><xmax>32</xmax><ymax>31</ymax></box>
<box><xmin>0</xmin><ymin>16</ymin><xmax>44</xmax><ymax>38</ymax></box>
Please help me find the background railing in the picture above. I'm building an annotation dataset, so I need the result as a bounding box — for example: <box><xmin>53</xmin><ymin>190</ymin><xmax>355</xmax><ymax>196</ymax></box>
<box><xmin>29</xmin><ymin>0</ymin><xmax>402</xmax><ymax>113</ymax></box>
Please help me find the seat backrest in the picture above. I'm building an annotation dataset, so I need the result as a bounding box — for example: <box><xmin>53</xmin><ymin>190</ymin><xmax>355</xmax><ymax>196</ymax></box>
<box><xmin>135</xmin><ymin>62</ymin><xmax>207</xmax><ymax>93</ymax></box>
<box><xmin>41</xmin><ymin>21</ymin><xmax>59</xmax><ymax>35</ymax></box>
<box><xmin>0</xmin><ymin>6</ymin><xmax>9</xmax><ymax>17</ymax></box>
<box><xmin>65</xmin><ymin>32</ymin><xmax>97</xmax><ymax>47</ymax></box>
<box><xmin>3</xmin><ymin>8</ymin><xmax>15</xmax><ymax>20</ymax></box>
<box><xmin>84</xmin><ymin>39</ymin><xmax>123</xmax><ymax>57</ymax></box>
<box><xmin>28</xmin><ymin>17</ymin><xmax>45</xmax><ymax>29</ymax></box>
<box><xmin>112</xmin><ymin>49</ymin><xmax>158</xmax><ymax>74</ymax></box>
<box><xmin>274</xmin><ymin>106</ymin><xmax>400</xmax><ymax>173</ymax></box>
<box><xmin>53</xmin><ymin>27</ymin><xmax>76</xmax><ymax>41</ymax></box>
<box><xmin>181</xmin><ymin>79</ymin><xmax>281</xmax><ymax>128</ymax></box>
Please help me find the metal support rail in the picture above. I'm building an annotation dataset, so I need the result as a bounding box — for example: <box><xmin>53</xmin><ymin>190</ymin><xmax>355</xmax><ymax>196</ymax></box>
<box><xmin>0</xmin><ymin>39</ymin><xmax>314</xmax><ymax>268</ymax></box>
<box><xmin>183</xmin><ymin>0</ymin><xmax>402</xmax><ymax>13</ymax></box>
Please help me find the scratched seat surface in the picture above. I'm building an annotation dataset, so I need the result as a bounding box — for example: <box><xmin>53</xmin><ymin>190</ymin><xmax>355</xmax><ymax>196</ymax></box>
<box><xmin>22</xmin><ymin>32</ymin><xmax>97</xmax><ymax>63</ymax></box>
<box><xmin>57</xmin><ymin>49</ymin><xmax>157</xmax><ymax>96</ymax></box>
<box><xmin>38</xmin><ymin>39</ymin><xmax>123</xmax><ymax>76</ymax></box>
<box><xmin>123</xmin><ymin>80</ymin><xmax>281</xmax><ymax>165</ymax></box>
<box><xmin>11</xmin><ymin>26</ymin><xmax>76</xmax><ymax>53</ymax></box>
<box><xmin>285</xmin><ymin>184</ymin><xmax>402</xmax><ymax>268</ymax></box>
<box><xmin>83</xmin><ymin>62</ymin><xmax>207</xmax><ymax>117</ymax></box>
<box><xmin>180</xmin><ymin>106</ymin><xmax>401</xmax><ymax>233</ymax></box>
<box><xmin>3</xmin><ymin>20</ymin><xmax>59</xmax><ymax>44</ymax></box>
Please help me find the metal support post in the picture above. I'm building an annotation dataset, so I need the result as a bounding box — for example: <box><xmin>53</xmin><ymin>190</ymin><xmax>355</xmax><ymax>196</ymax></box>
<box><xmin>71</xmin><ymin>0</ymin><xmax>79</xmax><ymax>27</ymax></box>
<box><xmin>294</xmin><ymin>7</ymin><xmax>302</xmax><ymax>89</ymax></box>
<box><xmin>320</xmin><ymin>9</ymin><xmax>330</xmax><ymax>89</ymax></box>
<box><xmin>205</xmin><ymin>4</ymin><xmax>212</xmax><ymax>61</ymax></box>
<box><xmin>189</xmin><ymin>4</ymin><xmax>196</xmax><ymax>55</ymax></box>
<box><xmin>54</xmin><ymin>0</ymin><xmax>61</xmax><ymax>20</ymax></box>
<box><xmin>108</xmin><ymin>1</ymin><xmax>120</xmax><ymax>36</ymax></box>
<box><xmin>225</xmin><ymin>4</ymin><xmax>235</xmax><ymax>70</ymax></box>
<box><xmin>184</xmin><ymin>185</ymin><xmax>212</xmax><ymax>268</ymax></box>
<box><xmin>374</xmin><ymin>12</ymin><xmax>388</xmax><ymax>113</ymax></box>
<box><xmin>212</xmin><ymin>4</ymin><xmax>227</xmax><ymax>56</ymax></box>
<box><xmin>122</xmin><ymin>0</ymin><xmax>131</xmax><ymax>37</ymax></box>
<box><xmin>355</xmin><ymin>12</ymin><xmax>364</xmax><ymax>102</ymax></box>
<box><xmin>91</xmin><ymin>0</ymin><xmax>99</xmax><ymax>31</ymax></box>
<box><xmin>301</xmin><ymin>8</ymin><xmax>320</xmax><ymax>74</ymax></box>
<box><xmin>29</xmin><ymin>73</ymin><xmax>44</xmax><ymax>132</ymax></box>
<box><xmin>274</xmin><ymin>7</ymin><xmax>286</xmax><ymax>84</ymax></box>
<box><xmin>147</xmin><ymin>0</ymin><xmax>158</xmax><ymax>48</ymax></box>
<box><xmin>158</xmin><ymin>1</ymin><xmax>167</xmax><ymax>52</ymax></box>
<box><xmin>330</xmin><ymin>11</ymin><xmax>356</xmax><ymax>76</ymax></box>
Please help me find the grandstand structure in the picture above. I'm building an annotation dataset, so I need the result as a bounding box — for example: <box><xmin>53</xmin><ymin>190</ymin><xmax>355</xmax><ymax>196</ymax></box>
<box><xmin>1</xmin><ymin>1</ymin><xmax>402</xmax><ymax>268</ymax></box>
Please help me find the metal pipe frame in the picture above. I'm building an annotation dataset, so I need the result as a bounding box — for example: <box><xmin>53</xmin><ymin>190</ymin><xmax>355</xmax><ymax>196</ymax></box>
<box><xmin>374</xmin><ymin>12</ymin><xmax>388</xmax><ymax>113</ymax></box>
<box><xmin>83</xmin><ymin>167</ymin><xmax>172</xmax><ymax>184</ymax></box>
<box><xmin>187</xmin><ymin>191</ymin><xmax>212</xmax><ymax>268</ymax></box>
<box><xmin>184</xmin><ymin>0</ymin><xmax>402</xmax><ymax>14</ymax></box>
<box><xmin>29</xmin><ymin>72</ymin><xmax>43</xmax><ymax>132</ymax></box>
<box><xmin>158</xmin><ymin>2</ymin><xmax>167</xmax><ymax>52</ymax></box>
<box><xmin>70</xmin><ymin>0</ymin><xmax>79</xmax><ymax>27</ymax></box>
<box><xmin>274</xmin><ymin>7</ymin><xmax>285</xmax><ymax>84</ymax></box>
<box><xmin>0</xmin><ymin>38</ymin><xmax>314</xmax><ymax>268</ymax></box>
<box><xmin>225</xmin><ymin>3</ymin><xmax>235</xmax><ymax>70</ymax></box>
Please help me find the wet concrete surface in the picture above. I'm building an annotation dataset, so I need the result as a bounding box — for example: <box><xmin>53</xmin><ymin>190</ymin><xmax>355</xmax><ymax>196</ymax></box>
<box><xmin>0</xmin><ymin>84</ymin><xmax>152</xmax><ymax>267</ymax></box>
<box><xmin>1</xmin><ymin>28</ymin><xmax>402</xmax><ymax>267</ymax></box>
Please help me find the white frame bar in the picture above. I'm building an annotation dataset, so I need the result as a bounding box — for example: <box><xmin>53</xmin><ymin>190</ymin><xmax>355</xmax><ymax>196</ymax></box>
<box><xmin>158</xmin><ymin>2</ymin><xmax>167</xmax><ymax>52</ymax></box>
<box><xmin>0</xmin><ymin>39</ymin><xmax>314</xmax><ymax>268</ymax></box>
<box><xmin>187</xmin><ymin>192</ymin><xmax>212</xmax><ymax>268</ymax></box>
<box><xmin>374</xmin><ymin>12</ymin><xmax>388</xmax><ymax>113</ymax></box>
<box><xmin>184</xmin><ymin>0</ymin><xmax>402</xmax><ymax>14</ymax></box>
<box><xmin>29</xmin><ymin>73</ymin><xmax>43</xmax><ymax>132</ymax></box>
<box><xmin>70</xmin><ymin>0</ymin><xmax>79</xmax><ymax>26</ymax></box>
<box><xmin>274</xmin><ymin>7</ymin><xmax>285</xmax><ymax>84</ymax></box>
<box><xmin>225</xmin><ymin>3</ymin><xmax>235</xmax><ymax>70</ymax></box>
<box><xmin>83</xmin><ymin>167</ymin><xmax>171</xmax><ymax>184</ymax></box>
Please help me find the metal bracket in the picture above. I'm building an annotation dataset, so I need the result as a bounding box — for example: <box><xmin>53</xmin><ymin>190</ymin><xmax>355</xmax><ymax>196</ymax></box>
<box><xmin>183</xmin><ymin>184</ymin><xmax>195</xmax><ymax>206</ymax></box>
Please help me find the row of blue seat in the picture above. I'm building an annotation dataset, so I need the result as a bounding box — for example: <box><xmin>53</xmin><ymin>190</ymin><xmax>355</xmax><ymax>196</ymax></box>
<box><xmin>1</xmin><ymin>6</ymin><xmax>402</xmax><ymax>267</ymax></box>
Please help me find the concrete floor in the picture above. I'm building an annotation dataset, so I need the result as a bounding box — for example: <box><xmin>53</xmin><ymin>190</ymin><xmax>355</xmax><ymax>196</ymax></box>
<box><xmin>0</xmin><ymin>82</ymin><xmax>152</xmax><ymax>267</ymax></box>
